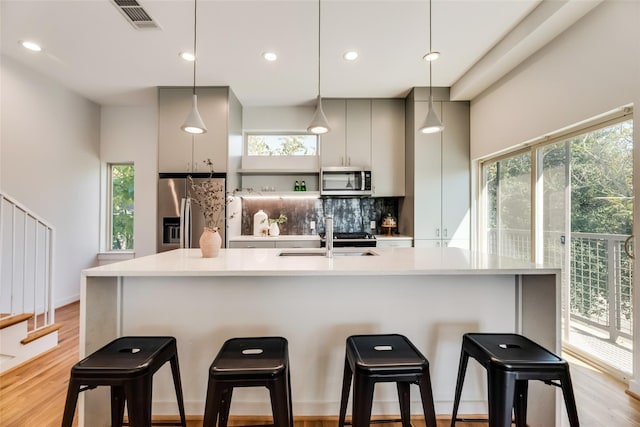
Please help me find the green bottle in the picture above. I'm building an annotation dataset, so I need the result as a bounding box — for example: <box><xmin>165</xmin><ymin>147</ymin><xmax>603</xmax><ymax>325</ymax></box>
<box><xmin>294</xmin><ymin>181</ymin><xmax>300</xmax><ymax>191</ymax></box>
<box><xmin>301</xmin><ymin>180</ymin><xmax>307</xmax><ymax>191</ymax></box>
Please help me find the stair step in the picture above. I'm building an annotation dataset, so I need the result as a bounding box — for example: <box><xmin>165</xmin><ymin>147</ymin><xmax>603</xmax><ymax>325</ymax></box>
<box><xmin>21</xmin><ymin>323</ymin><xmax>62</xmax><ymax>345</ymax></box>
<box><xmin>0</xmin><ymin>314</ymin><xmax>34</xmax><ymax>330</ymax></box>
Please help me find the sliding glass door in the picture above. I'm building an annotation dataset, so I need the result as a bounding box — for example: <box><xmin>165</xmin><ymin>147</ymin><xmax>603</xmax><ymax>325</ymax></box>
<box><xmin>480</xmin><ymin>118</ymin><xmax>634</xmax><ymax>378</ymax></box>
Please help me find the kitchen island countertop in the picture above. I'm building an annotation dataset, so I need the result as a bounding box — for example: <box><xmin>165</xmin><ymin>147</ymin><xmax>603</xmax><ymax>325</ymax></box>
<box><xmin>83</xmin><ymin>247</ymin><xmax>557</xmax><ymax>277</ymax></box>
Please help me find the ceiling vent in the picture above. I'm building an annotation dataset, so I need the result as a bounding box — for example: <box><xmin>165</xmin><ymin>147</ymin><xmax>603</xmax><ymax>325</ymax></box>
<box><xmin>111</xmin><ymin>0</ymin><xmax>160</xmax><ymax>30</ymax></box>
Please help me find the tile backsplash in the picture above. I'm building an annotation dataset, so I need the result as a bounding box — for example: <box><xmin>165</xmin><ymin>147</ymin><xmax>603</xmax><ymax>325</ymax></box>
<box><xmin>240</xmin><ymin>197</ymin><xmax>399</xmax><ymax>235</ymax></box>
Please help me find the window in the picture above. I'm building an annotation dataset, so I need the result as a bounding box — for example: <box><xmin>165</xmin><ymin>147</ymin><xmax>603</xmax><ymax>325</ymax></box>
<box><xmin>242</xmin><ymin>133</ymin><xmax>319</xmax><ymax>170</ymax></box>
<box><xmin>108</xmin><ymin>163</ymin><xmax>134</xmax><ymax>250</ymax></box>
<box><xmin>246</xmin><ymin>134</ymin><xmax>318</xmax><ymax>156</ymax></box>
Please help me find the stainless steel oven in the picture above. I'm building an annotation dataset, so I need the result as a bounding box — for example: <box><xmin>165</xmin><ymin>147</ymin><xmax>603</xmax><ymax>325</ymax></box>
<box><xmin>319</xmin><ymin>232</ymin><xmax>377</xmax><ymax>248</ymax></box>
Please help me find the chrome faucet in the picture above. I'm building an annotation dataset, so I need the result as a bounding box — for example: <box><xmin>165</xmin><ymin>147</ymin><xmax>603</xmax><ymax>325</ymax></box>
<box><xmin>325</xmin><ymin>215</ymin><xmax>333</xmax><ymax>258</ymax></box>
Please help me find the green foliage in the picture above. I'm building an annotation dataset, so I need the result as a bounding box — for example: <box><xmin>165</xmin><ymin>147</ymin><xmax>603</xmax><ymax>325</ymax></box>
<box><xmin>570</xmin><ymin>122</ymin><xmax>633</xmax><ymax>234</ymax></box>
<box><xmin>111</xmin><ymin>164</ymin><xmax>134</xmax><ymax>250</ymax></box>
<box><xmin>247</xmin><ymin>135</ymin><xmax>317</xmax><ymax>156</ymax></box>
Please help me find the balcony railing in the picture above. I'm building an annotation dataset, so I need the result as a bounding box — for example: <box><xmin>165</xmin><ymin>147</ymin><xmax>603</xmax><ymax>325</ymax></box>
<box><xmin>488</xmin><ymin>229</ymin><xmax>633</xmax><ymax>344</ymax></box>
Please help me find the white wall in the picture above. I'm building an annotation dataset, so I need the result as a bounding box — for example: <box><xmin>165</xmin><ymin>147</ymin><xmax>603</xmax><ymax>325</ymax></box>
<box><xmin>471</xmin><ymin>0</ymin><xmax>640</xmax><ymax>160</ymax></box>
<box><xmin>100</xmin><ymin>105</ymin><xmax>158</xmax><ymax>257</ymax></box>
<box><xmin>0</xmin><ymin>54</ymin><xmax>101</xmax><ymax>307</ymax></box>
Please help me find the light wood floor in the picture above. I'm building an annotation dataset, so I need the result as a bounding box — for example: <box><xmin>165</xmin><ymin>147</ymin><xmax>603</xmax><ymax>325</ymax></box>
<box><xmin>1</xmin><ymin>301</ymin><xmax>640</xmax><ymax>426</ymax></box>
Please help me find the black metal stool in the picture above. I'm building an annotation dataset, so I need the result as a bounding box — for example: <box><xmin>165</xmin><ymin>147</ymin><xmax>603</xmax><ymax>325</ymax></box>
<box><xmin>202</xmin><ymin>336</ymin><xmax>293</xmax><ymax>427</ymax></box>
<box><xmin>450</xmin><ymin>333</ymin><xmax>580</xmax><ymax>427</ymax></box>
<box><xmin>338</xmin><ymin>334</ymin><xmax>438</xmax><ymax>427</ymax></box>
<box><xmin>61</xmin><ymin>336</ymin><xmax>187</xmax><ymax>427</ymax></box>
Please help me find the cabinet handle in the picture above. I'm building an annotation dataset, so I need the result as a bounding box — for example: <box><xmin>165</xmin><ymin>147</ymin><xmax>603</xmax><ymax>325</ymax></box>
<box><xmin>444</xmin><ymin>228</ymin><xmax>448</xmax><ymax>237</ymax></box>
<box><xmin>347</xmin><ymin>157</ymin><xmax>351</xmax><ymax>166</ymax></box>
<box><xmin>436</xmin><ymin>228</ymin><xmax>440</xmax><ymax>237</ymax></box>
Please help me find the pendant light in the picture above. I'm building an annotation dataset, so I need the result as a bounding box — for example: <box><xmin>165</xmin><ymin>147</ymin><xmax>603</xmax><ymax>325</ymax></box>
<box><xmin>419</xmin><ymin>0</ymin><xmax>444</xmax><ymax>134</ymax></box>
<box><xmin>307</xmin><ymin>0</ymin><xmax>330</xmax><ymax>135</ymax></box>
<box><xmin>181</xmin><ymin>0</ymin><xmax>207</xmax><ymax>135</ymax></box>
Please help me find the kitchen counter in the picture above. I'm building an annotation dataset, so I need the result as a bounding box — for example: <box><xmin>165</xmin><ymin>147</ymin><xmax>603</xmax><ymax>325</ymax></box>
<box><xmin>80</xmin><ymin>248</ymin><xmax>560</xmax><ymax>426</ymax></box>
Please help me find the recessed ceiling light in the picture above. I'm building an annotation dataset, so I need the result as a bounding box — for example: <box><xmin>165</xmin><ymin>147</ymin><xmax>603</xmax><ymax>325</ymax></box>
<box><xmin>343</xmin><ymin>51</ymin><xmax>359</xmax><ymax>61</ymax></box>
<box><xmin>179</xmin><ymin>51</ymin><xmax>196</xmax><ymax>62</ymax></box>
<box><xmin>20</xmin><ymin>40</ymin><xmax>42</xmax><ymax>52</ymax></box>
<box><xmin>423</xmin><ymin>51</ymin><xmax>440</xmax><ymax>61</ymax></box>
<box><xmin>262</xmin><ymin>52</ymin><xmax>278</xmax><ymax>62</ymax></box>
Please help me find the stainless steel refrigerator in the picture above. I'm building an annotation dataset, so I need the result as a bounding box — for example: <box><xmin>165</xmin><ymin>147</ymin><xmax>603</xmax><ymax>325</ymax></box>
<box><xmin>157</xmin><ymin>172</ymin><xmax>226</xmax><ymax>253</ymax></box>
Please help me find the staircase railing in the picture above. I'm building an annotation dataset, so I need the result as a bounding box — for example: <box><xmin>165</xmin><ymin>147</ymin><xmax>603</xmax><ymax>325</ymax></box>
<box><xmin>0</xmin><ymin>191</ymin><xmax>55</xmax><ymax>333</ymax></box>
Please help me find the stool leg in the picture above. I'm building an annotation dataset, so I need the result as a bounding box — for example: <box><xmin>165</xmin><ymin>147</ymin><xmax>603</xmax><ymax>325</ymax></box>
<box><xmin>396</xmin><ymin>382</ymin><xmax>411</xmax><ymax>427</ymax></box>
<box><xmin>218</xmin><ymin>387</ymin><xmax>234</xmax><ymax>427</ymax></box>
<box><xmin>450</xmin><ymin>349</ymin><xmax>470</xmax><ymax>427</ymax></box>
<box><xmin>203</xmin><ymin>378</ymin><xmax>224</xmax><ymax>427</ymax></box>
<box><xmin>286</xmin><ymin>367</ymin><xmax>294</xmax><ymax>427</ymax></box>
<box><xmin>418</xmin><ymin>373</ymin><xmax>438</xmax><ymax>427</ymax></box>
<box><xmin>560</xmin><ymin>369</ymin><xmax>580</xmax><ymax>427</ymax></box>
<box><xmin>352</xmin><ymin>373</ymin><xmax>375</xmax><ymax>427</ymax></box>
<box><xmin>169</xmin><ymin>353</ymin><xmax>187</xmax><ymax>427</ymax></box>
<box><xmin>338</xmin><ymin>357</ymin><xmax>353</xmax><ymax>427</ymax></box>
<box><xmin>270</xmin><ymin>377</ymin><xmax>291</xmax><ymax>427</ymax></box>
<box><xmin>125</xmin><ymin>377</ymin><xmax>152</xmax><ymax>427</ymax></box>
<box><xmin>513</xmin><ymin>380</ymin><xmax>528</xmax><ymax>427</ymax></box>
<box><xmin>61</xmin><ymin>378</ymin><xmax>81</xmax><ymax>427</ymax></box>
<box><xmin>111</xmin><ymin>386</ymin><xmax>126</xmax><ymax>427</ymax></box>
<box><xmin>487</xmin><ymin>370</ymin><xmax>516</xmax><ymax>427</ymax></box>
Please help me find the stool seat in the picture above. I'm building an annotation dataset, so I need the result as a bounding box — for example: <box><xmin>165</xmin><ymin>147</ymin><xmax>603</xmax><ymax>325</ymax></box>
<box><xmin>338</xmin><ymin>334</ymin><xmax>437</xmax><ymax>427</ymax></box>
<box><xmin>203</xmin><ymin>337</ymin><xmax>293</xmax><ymax>427</ymax></box>
<box><xmin>451</xmin><ymin>333</ymin><xmax>579</xmax><ymax>427</ymax></box>
<box><xmin>62</xmin><ymin>336</ymin><xmax>187</xmax><ymax>427</ymax></box>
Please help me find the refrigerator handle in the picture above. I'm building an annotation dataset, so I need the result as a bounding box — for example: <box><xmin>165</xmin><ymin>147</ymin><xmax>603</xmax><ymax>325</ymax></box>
<box><xmin>180</xmin><ymin>198</ymin><xmax>192</xmax><ymax>249</ymax></box>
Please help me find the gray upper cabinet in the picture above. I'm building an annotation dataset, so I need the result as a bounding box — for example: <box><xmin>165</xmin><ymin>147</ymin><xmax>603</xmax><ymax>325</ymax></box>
<box><xmin>320</xmin><ymin>99</ymin><xmax>371</xmax><ymax>168</ymax></box>
<box><xmin>371</xmin><ymin>99</ymin><xmax>405</xmax><ymax>197</ymax></box>
<box><xmin>158</xmin><ymin>87</ymin><xmax>229</xmax><ymax>173</ymax></box>
<box><xmin>319</xmin><ymin>99</ymin><xmax>347</xmax><ymax>167</ymax></box>
<box><xmin>403</xmin><ymin>88</ymin><xmax>470</xmax><ymax>248</ymax></box>
<box><xmin>320</xmin><ymin>98</ymin><xmax>405</xmax><ymax>196</ymax></box>
<box><xmin>345</xmin><ymin>99</ymin><xmax>372</xmax><ymax>168</ymax></box>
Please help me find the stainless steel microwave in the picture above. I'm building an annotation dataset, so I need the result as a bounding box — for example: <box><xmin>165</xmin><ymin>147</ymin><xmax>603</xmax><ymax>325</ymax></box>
<box><xmin>320</xmin><ymin>167</ymin><xmax>372</xmax><ymax>196</ymax></box>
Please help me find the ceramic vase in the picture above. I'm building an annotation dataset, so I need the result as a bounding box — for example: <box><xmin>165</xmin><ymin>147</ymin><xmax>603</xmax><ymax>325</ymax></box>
<box><xmin>199</xmin><ymin>227</ymin><xmax>222</xmax><ymax>258</ymax></box>
<box><xmin>269</xmin><ymin>222</ymin><xmax>280</xmax><ymax>236</ymax></box>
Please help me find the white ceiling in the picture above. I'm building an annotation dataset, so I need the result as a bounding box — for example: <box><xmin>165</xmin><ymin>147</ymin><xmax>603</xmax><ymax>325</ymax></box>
<box><xmin>0</xmin><ymin>0</ymin><xmax>600</xmax><ymax>107</ymax></box>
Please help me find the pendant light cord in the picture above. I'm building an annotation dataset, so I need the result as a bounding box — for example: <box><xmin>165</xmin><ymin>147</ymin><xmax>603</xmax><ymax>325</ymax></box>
<box><xmin>428</xmin><ymin>0</ymin><xmax>432</xmax><ymax>99</ymax></box>
<box><xmin>192</xmin><ymin>0</ymin><xmax>198</xmax><ymax>95</ymax></box>
<box><xmin>317</xmin><ymin>0</ymin><xmax>321</xmax><ymax>96</ymax></box>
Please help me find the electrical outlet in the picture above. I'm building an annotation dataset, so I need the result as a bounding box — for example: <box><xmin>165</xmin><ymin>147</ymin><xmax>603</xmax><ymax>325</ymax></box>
<box><xmin>370</xmin><ymin>220</ymin><xmax>376</xmax><ymax>230</ymax></box>
<box><xmin>310</xmin><ymin>221</ymin><xmax>316</xmax><ymax>231</ymax></box>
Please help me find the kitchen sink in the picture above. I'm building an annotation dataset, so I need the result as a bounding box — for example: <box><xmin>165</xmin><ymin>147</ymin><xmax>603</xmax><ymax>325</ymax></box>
<box><xmin>278</xmin><ymin>249</ymin><xmax>378</xmax><ymax>257</ymax></box>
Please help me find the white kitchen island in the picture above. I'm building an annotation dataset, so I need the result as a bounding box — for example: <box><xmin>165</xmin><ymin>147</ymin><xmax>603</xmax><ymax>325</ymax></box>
<box><xmin>80</xmin><ymin>247</ymin><xmax>561</xmax><ymax>426</ymax></box>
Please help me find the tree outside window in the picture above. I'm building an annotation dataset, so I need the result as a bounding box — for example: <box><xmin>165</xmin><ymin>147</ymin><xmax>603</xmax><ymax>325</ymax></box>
<box><xmin>110</xmin><ymin>164</ymin><xmax>134</xmax><ymax>250</ymax></box>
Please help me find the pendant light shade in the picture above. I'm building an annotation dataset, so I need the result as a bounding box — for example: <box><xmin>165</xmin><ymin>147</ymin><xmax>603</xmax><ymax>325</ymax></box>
<box><xmin>308</xmin><ymin>0</ymin><xmax>330</xmax><ymax>134</ymax></box>
<box><xmin>419</xmin><ymin>95</ymin><xmax>444</xmax><ymax>134</ymax></box>
<box><xmin>420</xmin><ymin>0</ymin><xmax>444</xmax><ymax>134</ymax></box>
<box><xmin>181</xmin><ymin>94</ymin><xmax>207</xmax><ymax>134</ymax></box>
<box><xmin>181</xmin><ymin>0</ymin><xmax>207</xmax><ymax>135</ymax></box>
<box><xmin>308</xmin><ymin>95</ymin><xmax>330</xmax><ymax>134</ymax></box>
